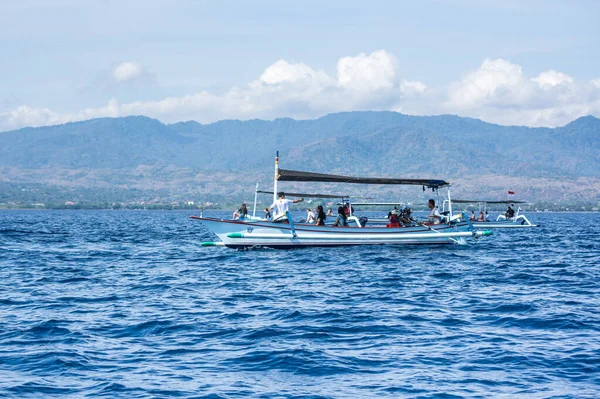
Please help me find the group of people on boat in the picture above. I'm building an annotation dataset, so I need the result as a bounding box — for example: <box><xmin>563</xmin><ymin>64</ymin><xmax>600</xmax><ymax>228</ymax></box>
<box><xmin>469</xmin><ymin>210</ymin><xmax>490</xmax><ymax>222</ymax></box>
<box><xmin>387</xmin><ymin>205</ymin><xmax>414</xmax><ymax>227</ymax></box>
<box><xmin>234</xmin><ymin>194</ymin><xmax>523</xmax><ymax>228</ymax></box>
<box><xmin>233</xmin><ymin>196</ymin><xmax>451</xmax><ymax>228</ymax></box>
<box><xmin>262</xmin><ymin>192</ymin><xmax>353</xmax><ymax>227</ymax></box>
<box><xmin>303</xmin><ymin>205</ymin><xmax>349</xmax><ymax>226</ymax></box>
<box><xmin>461</xmin><ymin>205</ymin><xmax>515</xmax><ymax>222</ymax></box>
<box><xmin>303</xmin><ymin>206</ymin><xmax>331</xmax><ymax>225</ymax></box>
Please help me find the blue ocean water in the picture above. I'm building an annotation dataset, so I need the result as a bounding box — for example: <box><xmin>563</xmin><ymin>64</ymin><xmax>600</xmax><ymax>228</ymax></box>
<box><xmin>0</xmin><ymin>210</ymin><xmax>599</xmax><ymax>398</ymax></box>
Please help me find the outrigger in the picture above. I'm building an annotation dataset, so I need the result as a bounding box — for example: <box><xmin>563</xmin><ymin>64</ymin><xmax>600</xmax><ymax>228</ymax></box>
<box><xmin>192</xmin><ymin>153</ymin><xmax>492</xmax><ymax>249</ymax></box>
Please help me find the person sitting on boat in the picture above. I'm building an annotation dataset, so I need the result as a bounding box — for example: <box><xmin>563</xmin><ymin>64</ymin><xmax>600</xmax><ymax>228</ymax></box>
<box><xmin>269</xmin><ymin>192</ymin><xmax>304</xmax><ymax>223</ymax></box>
<box><xmin>485</xmin><ymin>211</ymin><xmax>490</xmax><ymax>222</ymax></box>
<box><xmin>233</xmin><ymin>203</ymin><xmax>248</xmax><ymax>220</ymax></box>
<box><xmin>306</xmin><ymin>208</ymin><xmax>316</xmax><ymax>223</ymax></box>
<box><xmin>264</xmin><ymin>207</ymin><xmax>271</xmax><ymax>220</ymax></box>
<box><xmin>387</xmin><ymin>208</ymin><xmax>400</xmax><ymax>227</ymax></box>
<box><xmin>315</xmin><ymin>205</ymin><xmax>327</xmax><ymax>226</ymax></box>
<box><xmin>398</xmin><ymin>206</ymin><xmax>413</xmax><ymax>226</ymax></box>
<box><xmin>327</xmin><ymin>208</ymin><xmax>333</xmax><ymax>216</ymax></box>
<box><xmin>505</xmin><ymin>205</ymin><xmax>515</xmax><ymax>219</ymax></box>
<box><xmin>477</xmin><ymin>211</ymin><xmax>484</xmax><ymax>222</ymax></box>
<box><xmin>344</xmin><ymin>202</ymin><xmax>354</xmax><ymax>216</ymax></box>
<box><xmin>332</xmin><ymin>206</ymin><xmax>348</xmax><ymax>227</ymax></box>
<box><xmin>426</xmin><ymin>199</ymin><xmax>442</xmax><ymax>225</ymax></box>
<box><xmin>469</xmin><ymin>211</ymin><xmax>476</xmax><ymax>221</ymax></box>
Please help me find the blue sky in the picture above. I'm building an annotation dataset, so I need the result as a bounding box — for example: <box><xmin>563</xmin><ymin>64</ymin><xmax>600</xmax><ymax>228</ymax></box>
<box><xmin>1</xmin><ymin>0</ymin><xmax>599</xmax><ymax>130</ymax></box>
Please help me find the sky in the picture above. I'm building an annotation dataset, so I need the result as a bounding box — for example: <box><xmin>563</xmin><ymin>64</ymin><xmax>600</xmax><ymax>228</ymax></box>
<box><xmin>1</xmin><ymin>0</ymin><xmax>599</xmax><ymax>131</ymax></box>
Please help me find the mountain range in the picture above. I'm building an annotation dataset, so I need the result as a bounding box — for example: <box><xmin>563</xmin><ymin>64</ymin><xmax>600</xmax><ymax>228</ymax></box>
<box><xmin>1</xmin><ymin>112</ymin><xmax>599</xmax><ymax>205</ymax></box>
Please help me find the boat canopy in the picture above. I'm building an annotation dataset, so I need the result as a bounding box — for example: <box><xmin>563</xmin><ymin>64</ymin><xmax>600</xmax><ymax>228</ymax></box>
<box><xmin>276</xmin><ymin>169</ymin><xmax>450</xmax><ymax>188</ymax></box>
<box><xmin>256</xmin><ymin>190</ymin><xmax>349</xmax><ymax>199</ymax></box>
<box><xmin>452</xmin><ymin>199</ymin><xmax>526</xmax><ymax>204</ymax></box>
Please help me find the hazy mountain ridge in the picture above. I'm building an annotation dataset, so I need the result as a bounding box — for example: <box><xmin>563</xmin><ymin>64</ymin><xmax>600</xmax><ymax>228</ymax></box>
<box><xmin>1</xmin><ymin>112</ymin><xmax>599</xmax><ymax>203</ymax></box>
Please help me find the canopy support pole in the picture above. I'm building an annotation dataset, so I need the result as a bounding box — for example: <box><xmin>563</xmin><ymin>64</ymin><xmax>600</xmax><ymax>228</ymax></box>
<box><xmin>253</xmin><ymin>183</ymin><xmax>258</xmax><ymax>217</ymax></box>
<box><xmin>273</xmin><ymin>152</ymin><xmax>279</xmax><ymax>204</ymax></box>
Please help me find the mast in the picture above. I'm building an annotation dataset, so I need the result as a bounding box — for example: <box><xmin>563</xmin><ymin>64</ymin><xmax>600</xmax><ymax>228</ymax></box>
<box><xmin>273</xmin><ymin>151</ymin><xmax>279</xmax><ymax>204</ymax></box>
<box><xmin>447</xmin><ymin>185</ymin><xmax>453</xmax><ymax>219</ymax></box>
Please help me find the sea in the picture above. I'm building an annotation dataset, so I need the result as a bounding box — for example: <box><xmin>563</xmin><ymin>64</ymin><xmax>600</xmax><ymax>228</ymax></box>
<box><xmin>0</xmin><ymin>210</ymin><xmax>599</xmax><ymax>398</ymax></box>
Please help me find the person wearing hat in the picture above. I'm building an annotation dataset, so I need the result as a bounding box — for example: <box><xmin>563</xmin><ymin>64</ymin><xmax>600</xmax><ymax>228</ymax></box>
<box><xmin>269</xmin><ymin>192</ymin><xmax>304</xmax><ymax>223</ymax></box>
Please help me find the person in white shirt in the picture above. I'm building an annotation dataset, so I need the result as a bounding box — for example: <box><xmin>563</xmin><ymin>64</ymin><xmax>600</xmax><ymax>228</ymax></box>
<box><xmin>427</xmin><ymin>199</ymin><xmax>442</xmax><ymax>224</ymax></box>
<box><xmin>269</xmin><ymin>192</ymin><xmax>304</xmax><ymax>223</ymax></box>
<box><xmin>306</xmin><ymin>208</ymin><xmax>316</xmax><ymax>223</ymax></box>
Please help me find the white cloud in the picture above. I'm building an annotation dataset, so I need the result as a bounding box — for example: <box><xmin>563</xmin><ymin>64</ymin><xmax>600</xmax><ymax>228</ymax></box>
<box><xmin>337</xmin><ymin>50</ymin><xmax>398</xmax><ymax>91</ymax></box>
<box><xmin>112</xmin><ymin>62</ymin><xmax>143</xmax><ymax>82</ymax></box>
<box><xmin>257</xmin><ymin>60</ymin><xmax>330</xmax><ymax>87</ymax></box>
<box><xmin>532</xmin><ymin>70</ymin><xmax>573</xmax><ymax>87</ymax></box>
<box><xmin>443</xmin><ymin>59</ymin><xmax>600</xmax><ymax>126</ymax></box>
<box><xmin>401</xmin><ymin>80</ymin><xmax>427</xmax><ymax>94</ymax></box>
<box><xmin>3</xmin><ymin>106</ymin><xmax>63</xmax><ymax>129</ymax></box>
<box><xmin>2</xmin><ymin>52</ymin><xmax>600</xmax><ymax>131</ymax></box>
<box><xmin>447</xmin><ymin>58</ymin><xmax>524</xmax><ymax>109</ymax></box>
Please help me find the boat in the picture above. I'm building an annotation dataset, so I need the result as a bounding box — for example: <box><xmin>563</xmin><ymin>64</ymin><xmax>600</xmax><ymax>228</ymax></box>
<box><xmin>445</xmin><ymin>199</ymin><xmax>538</xmax><ymax>228</ymax></box>
<box><xmin>192</xmin><ymin>154</ymin><xmax>492</xmax><ymax>249</ymax></box>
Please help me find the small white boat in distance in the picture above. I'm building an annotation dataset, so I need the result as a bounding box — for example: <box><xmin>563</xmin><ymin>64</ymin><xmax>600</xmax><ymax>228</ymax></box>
<box><xmin>446</xmin><ymin>199</ymin><xmax>538</xmax><ymax>228</ymax></box>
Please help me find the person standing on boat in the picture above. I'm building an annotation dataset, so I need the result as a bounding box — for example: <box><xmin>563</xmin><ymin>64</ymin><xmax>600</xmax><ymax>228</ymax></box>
<box><xmin>233</xmin><ymin>203</ymin><xmax>248</xmax><ymax>220</ymax></box>
<box><xmin>333</xmin><ymin>206</ymin><xmax>349</xmax><ymax>227</ymax></box>
<box><xmin>269</xmin><ymin>192</ymin><xmax>303</xmax><ymax>223</ymax></box>
<box><xmin>426</xmin><ymin>199</ymin><xmax>442</xmax><ymax>224</ymax></box>
<box><xmin>315</xmin><ymin>205</ymin><xmax>327</xmax><ymax>226</ymax></box>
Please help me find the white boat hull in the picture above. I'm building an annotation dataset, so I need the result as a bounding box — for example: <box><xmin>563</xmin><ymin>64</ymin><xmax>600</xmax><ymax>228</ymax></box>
<box><xmin>193</xmin><ymin>217</ymin><xmax>489</xmax><ymax>248</ymax></box>
<box><xmin>471</xmin><ymin>214</ymin><xmax>538</xmax><ymax>228</ymax></box>
<box><xmin>471</xmin><ymin>221</ymin><xmax>537</xmax><ymax>228</ymax></box>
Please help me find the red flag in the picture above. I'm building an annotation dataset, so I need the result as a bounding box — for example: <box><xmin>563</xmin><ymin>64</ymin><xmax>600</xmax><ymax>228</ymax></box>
<box><xmin>508</xmin><ymin>190</ymin><xmax>515</xmax><ymax>195</ymax></box>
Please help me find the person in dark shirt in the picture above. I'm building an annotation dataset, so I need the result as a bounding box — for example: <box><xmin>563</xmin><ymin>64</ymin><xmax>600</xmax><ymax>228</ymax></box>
<box><xmin>315</xmin><ymin>205</ymin><xmax>327</xmax><ymax>226</ymax></box>
<box><xmin>233</xmin><ymin>203</ymin><xmax>248</xmax><ymax>220</ymax></box>
<box><xmin>505</xmin><ymin>205</ymin><xmax>515</xmax><ymax>219</ymax></box>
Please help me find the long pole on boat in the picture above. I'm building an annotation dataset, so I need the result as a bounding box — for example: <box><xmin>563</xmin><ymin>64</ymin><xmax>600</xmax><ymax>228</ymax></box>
<box><xmin>252</xmin><ymin>183</ymin><xmax>258</xmax><ymax>217</ymax></box>
<box><xmin>447</xmin><ymin>185</ymin><xmax>453</xmax><ymax>219</ymax></box>
<box><xmin>273</xmin><ymin>151</ymin><xmax>279</xmax><ymax>204</ymax></box>
<box><xmin>413</xmin><ymin>218</ymin><xmax>461</xmax><ymax>244</ymax></box>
